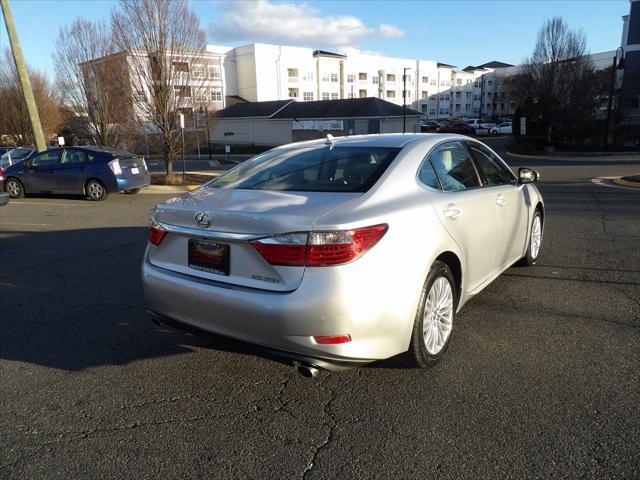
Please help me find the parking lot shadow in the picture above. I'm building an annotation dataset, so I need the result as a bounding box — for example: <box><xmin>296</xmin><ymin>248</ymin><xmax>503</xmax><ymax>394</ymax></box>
<box><xmin>0</xmin><ymin>227</ymin><xmax>291</xmax><ymax>372</ymax></box>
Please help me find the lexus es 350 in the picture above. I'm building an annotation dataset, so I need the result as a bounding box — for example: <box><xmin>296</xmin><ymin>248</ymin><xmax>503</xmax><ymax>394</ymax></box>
<box><xmin>143</xmin><ymin>134</ymin><xmax>543</xmax><ymax>373</ymax></box>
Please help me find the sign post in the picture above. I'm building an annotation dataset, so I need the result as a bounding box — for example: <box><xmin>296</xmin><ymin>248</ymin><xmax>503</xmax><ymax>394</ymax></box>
<box><xmin>179</xmin><ymin>113</ymin><xmax>185</xmax><ymax>182</ymax></box>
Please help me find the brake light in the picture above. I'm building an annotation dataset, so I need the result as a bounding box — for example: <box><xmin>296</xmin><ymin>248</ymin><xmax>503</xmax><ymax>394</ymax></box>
<box><xmin>313</xmin><ymin>335</ymin><xmax>352</xmax><ymax>344</ymax></box>
<box><xmin>250</xmin><ymin>224</ymin><xmax>387</xmax><ymax>267</ymax></box>
<box><xmin>0</xmin><ymin>167</ymin><xmax>3</xmax><ymax>181</ymax></box>
<box><xmin>148</xmin><ymin>224</ymin><xmax>167</xmax><ymax>245</ymax></box>
<box><xmin>108</xmin><ymin>158</ymin><xmax>122</xmax><ymax>176</ymax></box>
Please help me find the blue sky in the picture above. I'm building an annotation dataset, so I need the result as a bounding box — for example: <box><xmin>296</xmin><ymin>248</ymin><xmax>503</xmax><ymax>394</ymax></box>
<box><xmin>0</xmin><ymin>0</ymin><xmax>629</xmax><ymax>79</ymax></box>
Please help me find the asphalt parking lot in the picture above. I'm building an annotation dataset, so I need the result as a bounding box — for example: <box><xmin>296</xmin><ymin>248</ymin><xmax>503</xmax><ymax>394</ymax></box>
<box><xmin>1</xmin><ymin>143</ymin><xmax>639</xmax><ymax>479</ymax></box>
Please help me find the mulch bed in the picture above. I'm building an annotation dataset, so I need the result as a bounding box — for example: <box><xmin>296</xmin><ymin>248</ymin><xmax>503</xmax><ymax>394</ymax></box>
<box><xmin>151</xmin><ymin>173</ymin><xmax>215</xmax><ymax>186</ymax></box>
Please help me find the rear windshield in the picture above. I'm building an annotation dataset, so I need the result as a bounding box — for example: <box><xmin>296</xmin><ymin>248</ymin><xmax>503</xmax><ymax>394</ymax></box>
<box><xmin>206</xmin><ymin>146</ymin><xmax>401</xmax><ymax>192</ymax></box>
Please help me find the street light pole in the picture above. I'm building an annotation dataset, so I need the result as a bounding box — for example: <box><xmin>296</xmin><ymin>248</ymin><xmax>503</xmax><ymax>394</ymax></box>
<box><xmin>403</xmin><ymin>67</ymin><xmax>410</xmax><ymax>133</ymax></box>
<box><xmin>1</xmin><ymin>0</ymin><xmax>46</xmax><ymax>152</ymax></box>
<box><xmin>603</xmin><ymin>47</ymin><xmax>625</xmax><ymax>150</ymax></box>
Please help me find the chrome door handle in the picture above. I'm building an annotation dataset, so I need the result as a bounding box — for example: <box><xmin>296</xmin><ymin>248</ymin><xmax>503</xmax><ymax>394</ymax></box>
<box><xmin>444</xmin><ymin>207</ymin><xmax>462</xmax><ymax>219</ymax></box>
<box><xmin>496</xmin><ymin>194</ymin><xmax>507</xmax><ymax>206</ymax></box>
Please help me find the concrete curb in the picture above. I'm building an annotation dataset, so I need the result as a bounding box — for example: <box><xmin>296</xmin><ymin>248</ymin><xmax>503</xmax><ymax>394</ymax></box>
<box><xmin>612</xmin><ymin>178</ymin><xmax>640</xmax><ymax>188</ymax></box>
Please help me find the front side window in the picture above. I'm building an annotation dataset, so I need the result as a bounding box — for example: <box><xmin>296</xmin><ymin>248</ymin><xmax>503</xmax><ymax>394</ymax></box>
<box><xmin>428</xmin><ymin>142</ymin><xmax>480</xmax><ymax>191</ymax></box>
<box><xmin>466</xmin><ymin>142</ymin><xmax>514</xmax><ymax>186</ymax></box>
<box><xmin>31</xmin><ymin>150</ymin><xmax>62</xmax><ymax>167</ymax></box>
<box><xmin>206</xmin><ymin>146</ymin><xmax>401</xmax><ymax>193</ymax></box>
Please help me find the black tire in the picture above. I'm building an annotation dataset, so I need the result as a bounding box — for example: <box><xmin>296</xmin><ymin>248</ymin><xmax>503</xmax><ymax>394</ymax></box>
<box><xmin>516</xmin><ymin>210</ymin><xmax>543</xmax><ymax>267</ymax></box>
<box><xmin>4</xmin><ymin>177</ymin><xmax>25</xmax><ymax>198</ymax></box>
<box><xmin>491</xmin><ymin>130</ymin><xmax>498</xmax><ymax>135</ymax></box>
<box><xmin>123</xmin><ymin>188</ymin><xmax>141</xmax><ymax>194</ymax></box>
<box><xmin>85</xmin><ymin>179</ymin><xmax>108</xmax><ymax>201</ymax></box>
<box><xmin>408</xmin><ymin>261</ymin><xmax>457</xmax><ymax>368</ymax></box>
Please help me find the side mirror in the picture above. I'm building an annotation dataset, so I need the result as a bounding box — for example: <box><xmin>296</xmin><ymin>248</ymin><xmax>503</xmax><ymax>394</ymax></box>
<box><xmin>518</xmin><ymin>167</ymin><xmax>539</xmax><ymax>184</ymax></box>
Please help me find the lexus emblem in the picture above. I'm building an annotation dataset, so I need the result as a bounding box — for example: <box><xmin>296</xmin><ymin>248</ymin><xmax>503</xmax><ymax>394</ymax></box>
<box><xmin>194</xmin><ymin>212</ymin><xmax>210</xmax><ymax>228</ymax></box>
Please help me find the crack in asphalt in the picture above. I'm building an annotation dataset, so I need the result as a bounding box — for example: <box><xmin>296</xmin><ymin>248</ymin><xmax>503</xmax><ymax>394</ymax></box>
<box><xmin>301</xmin><ymin>377</ymin><xmax>338</xmax><ymax>480</ymax></box>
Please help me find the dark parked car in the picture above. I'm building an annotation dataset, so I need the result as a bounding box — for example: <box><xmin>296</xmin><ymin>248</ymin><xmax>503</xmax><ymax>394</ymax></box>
<box><xmin>0</xmin><ymin>146</ymin><xmax>150</xmax><ymax>201</ymax></box>
<box><xmin>437</xmin><ymin>123</ymin><xmax>475</xmax><ymax>135</ymax></box>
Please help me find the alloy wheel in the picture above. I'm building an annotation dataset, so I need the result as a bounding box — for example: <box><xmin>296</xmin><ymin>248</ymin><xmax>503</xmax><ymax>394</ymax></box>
<box><xmin>6</xmin><ymin>180</ymin><xmax>20</xmax><ymax>197</ymax></box>
<box><xmin>531</xmin><ymin>215</ymin><xmax>542</xmax><ymax>259</ymax></box>
<box><xmin>422</xmin><ymin>277</ymin><xmax>454</xmax><ymax>355</ymax></box>
<box><xmin>88</xmin><ymin>182</ymin><xmax>104</xmax><ymax>199</ymax></box>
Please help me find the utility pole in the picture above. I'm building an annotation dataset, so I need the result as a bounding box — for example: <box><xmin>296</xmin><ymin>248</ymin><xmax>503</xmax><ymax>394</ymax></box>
<box><xmin>403</xmin><ymin>67</ymin><xmax>410</xmax><ymax>133</ymax></box>
<box><xmin>1</xmin><ymin>0</ymin><xmax>46</xmax><ymax>152</ymax></box>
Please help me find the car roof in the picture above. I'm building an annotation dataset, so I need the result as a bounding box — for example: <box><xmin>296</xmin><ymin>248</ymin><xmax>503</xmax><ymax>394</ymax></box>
<box><xmin>274</xmin><ymin>133</ymin><xmax>465</xmax><ymax>150</ymax></box>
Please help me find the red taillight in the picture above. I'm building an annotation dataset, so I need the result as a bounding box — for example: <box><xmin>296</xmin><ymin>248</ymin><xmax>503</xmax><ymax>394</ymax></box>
<box><xmin>250</xmin><ymin>224</ymin><xmax>387</xmax><ymax>267</ymax></box>
<box><xmin>0</xmin><ymin>167</ymin><xmax>4</xmax><ymax>180</ymax></box>
<box><xmin>148</xmin><ymin>225</ymin><xmax>167</xmax><ymax>245</ymax></box>
<box><xmin>313</xmin><ymin>335</ymin><xmax>352</xmax><ymax>345</ymax></box>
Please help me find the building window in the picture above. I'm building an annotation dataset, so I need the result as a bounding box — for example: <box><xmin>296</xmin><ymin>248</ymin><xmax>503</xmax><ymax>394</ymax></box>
<box><xmin>440</xmin><ymin>80</ymin><xmax>446</xmax><ymax>86</ymax></box>
<box><xmin>455</xmin><ymin>104</ymin><xmax>461</xmax><ymax>112</ymax></box>
<box><xmin>208</xmin><ymin>65</ymin><xmax>221</xmax><ymax>79</ymax></box>
<box><xmin>321</xmin><ymin>73</ymin><xmax>330</xmax><ymax>82</ymax></box>
<box><xmin>430</xmin><ymin>96</ymin><xmax>436</xmax><ymax>102</ymax></box>
<box><xmin>500</xmin><ymin>103</ymin><xmax>505</xmax><ymax>110</ymax></box>
<box><xmin>322</xmin><ymin>92</ymin><xmax>330</xmax><ymax>100</ymax></box>
<box><xmin>421</xmin><ymin>91</ymin><xmax>428</xmax><ymax>99</ymax></box>
<box><xmin>474</xmin><ymin>94</ymin><xmax>480</xmax><ymax>101</ymax></box>
<box><xmin>488</xmin><ymin>80</ymin><xmax>493</xmax><ymax>86</ymax></box>
<box><xmin>359</xmin><ymin>89</ymin><xmax>367</xmax><ymax>98</ymax></box>
<box><xmin>303</xmin><ymin>91</ymin><xmax>314</xmax><ymax>101</ymax></box>
<box><xmin>386</xmin><ymin>90</ymin><xmax>395</xmax><ymax>99</ymax></box>
<box><xmin>456</xmin><ymin>79</ymin><xmax>462</xmax><ymax>86</ymax></box>
<box><xmin>210</xmin><ymin>88</ymin><xmax>222</xmax><ymax>102</ymax></box>
<box><xmin>465</xmin><ymin>103</ymin><xmax>471</xmax><ymax>111</ymax></box>
<box><xmin>373</xmin><ymin>76</ymin><xmax>379</xmax><ymax>84</ymax></box>
<box><xmin>192</xmin><ymin>64</ymin><xmax>205</xmax><ymax>79</ymax></box>
<box><xmin>194</xmin><ymin>89</ymin><xmax>207</xmax><ymax>103</ymax></box>
<box><xmin>430</xmin><ymin>79</ymin><xmax>437</xmax><ymax>86</ymax></box>
<box><xmin>331</xmin><ymin>92</ymin><xmax>339</xmax><ymax>100</ymax></box>
<box><xmin>288</xmin><ymin>88</ymin><xmax>299</xmax><ymax>98</ymax></box>
<box><xmin>172</xmin><ymin>61</ymin><xmax>189</xmax><ymax>73</ymax></box>
<box><xmin>386</xmin><ymin>74</ymin><xmax>395</xmax><ymax>82</ymax></box>
<box><xmin>287</xmin><ymin>68</ymin><xmax>299</xmax><ymax>81</ymax></box>
<box><xmin>440</xmin><ymin>95</ymin><xmax>449</xmax><ymax>101</ymax></box>
<box><xmin>359</xmin><ymin>72</ymin><xmax>367</xmax><ymax>81</ymax></box>
<box><xmin>422</xmin><ymin>76</ymin><xmax>428</xmax><ymax>83</ymax></box>
<box><xmin>456</xmin><ymin>92</ymin><xmax>461</xmax><ymax>98</ymax></box>
<box><xmin>347</xmin><ymin>74</ymin><xmax>356</xmax><ymax>83</ymax></box>
<box><xmin>303</xmin><ymin>72</ymin><xmax>313</xmax><ymax>81</ymax></box>
<box><xmin>475</xmin><ymin>81</ymin><xmax>481</xmax><ymax>88</ymax></box>
<box><xmin>330</xmin><ymin>73</ymin><xmax>338</xmax><ymax>83</ymax></box>
<box><xmin>429</xmin><ymin>108</ymin><xmax>436</xmax><ymax>115</ymax></box>
<box><xmin>174</xmin><ymin>85</ymin><xmax>191</xmax><ymax>97</ymax></box>
<box><xmin>473</xmin><ymin>107</ymin><xmax>479</xmax><ymax>114</ymax></box>
<box><xmin>466</xmin><ymin>92</ymin><xmax>471</xmax><ymax>99</ymax></box>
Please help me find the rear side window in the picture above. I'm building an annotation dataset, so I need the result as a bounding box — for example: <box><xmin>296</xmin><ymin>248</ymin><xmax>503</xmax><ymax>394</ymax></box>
<box><xmin>428</xmin><ymin>142</ymin><xmax>480</xmax><ymax>191</ymax></box>
<box><xmin>467</xmin><ymin>142</ymin><xmax>514</xmax><ymax>186</ymax></box>
<box><xmin>207</xmin><ymin>146</ymin><xmax>401</xmax><ymax>192</ymax></box>
<box><xmin>417</xmin><ymin>159</ymin><xmax>441</xmax><ymax>190</ymax></box>
<box><xmin>63</xmin><ymin>149</ymin><xmax>95</xmax><ymax>165</ymax></box>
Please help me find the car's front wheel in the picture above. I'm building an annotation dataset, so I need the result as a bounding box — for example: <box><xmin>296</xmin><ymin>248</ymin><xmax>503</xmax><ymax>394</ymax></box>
<box><xmin>517</xmin><ymin>210</ymin><xmax>543</xmax><ymax>266</ymax></box>
<box><xmin>5</xmin><ymin>177</ymin><xmax>25</xmax><ymax>198</ymax></box>
<box><xmin>408</xmin><ymin>261</ymin><xmax>457</xmax><ymax>368</ymax></box>
<box><xmin>491</xmin><ymin>129</ymin><xmax>498</xmax><ymax>135</ymax></box>
<box><xmin>86</xmin><ymin>179</ymin><xmax>108</xmax><ymax>201</ymax></box>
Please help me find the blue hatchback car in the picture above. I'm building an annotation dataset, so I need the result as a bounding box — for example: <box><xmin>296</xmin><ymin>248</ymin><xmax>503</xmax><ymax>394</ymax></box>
<box><xmin>0</xmin><ymin>146</ymin><xmax>150</xmax><ymax>201</ymax></box>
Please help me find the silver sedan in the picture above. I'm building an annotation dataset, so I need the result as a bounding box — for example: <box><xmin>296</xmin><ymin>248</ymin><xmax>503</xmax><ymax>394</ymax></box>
<box><xmin>143</xmin><ymin>134</ymin><xmax>543</xmax><ymax>374</ymax></box>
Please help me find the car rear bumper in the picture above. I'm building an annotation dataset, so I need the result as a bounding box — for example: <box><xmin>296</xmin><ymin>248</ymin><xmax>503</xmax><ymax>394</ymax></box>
<box><xmin>142</xmin><ymin>250</ymin><xmax>418</xmax><ymax>367</ymax></box>
<box><xmin>116</xmin><ymin>173</ymin><xmax>150</xmax><ymax>191</ymax></box>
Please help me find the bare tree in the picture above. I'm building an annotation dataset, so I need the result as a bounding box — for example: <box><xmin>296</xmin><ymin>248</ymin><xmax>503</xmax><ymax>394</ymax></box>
<box><xmin>54</xmin><ymin>18</ymin><xmax>127</xmax><ymax>146</ymax></box>
<box><xmin>511</xmin><ymin>17</ymin><xmax>597</xmax><ymax>144</ymax></box>
<box><xmin>111</xmin><ymin>0</ymin><xmax>207</xmax><ymax>180</ymax></box>
<box><xmin>0</xmin><ymin>49</ymin><xmax>62</xmax><ymax>145</ymax></box>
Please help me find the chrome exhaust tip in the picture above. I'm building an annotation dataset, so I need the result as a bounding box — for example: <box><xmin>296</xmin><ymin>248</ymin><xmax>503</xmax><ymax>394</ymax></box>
<box><xmin>297</xmin><ymin>364</ymin><xmax>320</xmax><ymax>378</ymax></box>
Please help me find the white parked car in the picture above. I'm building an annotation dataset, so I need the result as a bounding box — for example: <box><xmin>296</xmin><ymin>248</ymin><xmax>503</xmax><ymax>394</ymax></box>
<box><xmin>490</xmin><ymin>122</ymin><xmax>513</xmax><ymax>135</ymax></box>
<box><xmin>143</xmin><ymin>134</ymin><xmax>544</xmax><ymax>376</ymax></box>
<box><xmin>467</xmin><ymin>119</ymin><xmax>496</xmax><ymax>130</ymax></box>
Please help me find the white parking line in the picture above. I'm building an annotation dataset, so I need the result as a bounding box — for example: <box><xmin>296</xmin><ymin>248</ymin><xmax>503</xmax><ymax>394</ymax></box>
<box><xmin>0</xmin><ymin>222</ymin><xmax>49</xmax><ymax>226</ymax></box>
<box><xmin>9</xmin><ymin>201</ymin><xmax>93</xmax><ymax>207</ymax></box>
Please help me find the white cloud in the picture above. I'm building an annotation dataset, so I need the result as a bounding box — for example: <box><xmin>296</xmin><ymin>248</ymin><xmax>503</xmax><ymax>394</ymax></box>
<box><xmin>207</xmin><ymin>0</ymin><xmax>405</xmax><ymax>48</ymax></box>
